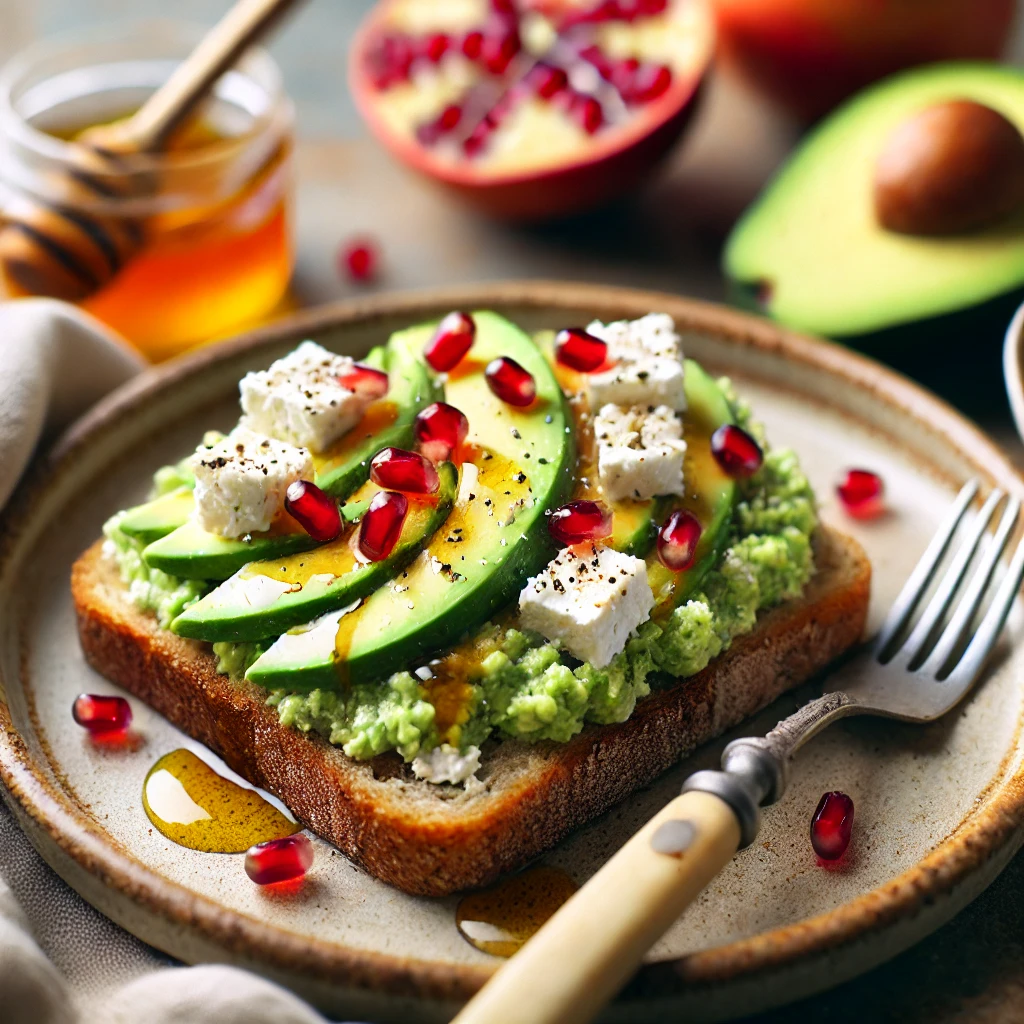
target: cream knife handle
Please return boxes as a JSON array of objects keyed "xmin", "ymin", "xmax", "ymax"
[{"xmin": 452, "ymin": 790, "xmax": 741, "ymax": 1024}]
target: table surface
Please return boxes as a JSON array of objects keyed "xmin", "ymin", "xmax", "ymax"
[{"xmin": 5, "ymin": 2, "xmax": 1024, "ymax": 1022}]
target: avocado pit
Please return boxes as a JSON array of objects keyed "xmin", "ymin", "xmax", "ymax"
[{"xmin": 874, "ymin": 99, "xmax": 1024, "ymax": 236}]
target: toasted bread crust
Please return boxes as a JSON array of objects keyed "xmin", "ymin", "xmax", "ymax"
[{"xmin": 72, "ymin": 527, "xmax": 869, "ymax": 895}]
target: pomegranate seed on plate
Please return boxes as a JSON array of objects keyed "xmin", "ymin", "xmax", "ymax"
[
  {"xmin": 548, "ymin": 500, "xmax": 612, "ymax": 545},
  {"xmin": 337, "ymin": 362, "xmax": 389, "ymax": 399},
  {"xmin": 285, "ymin": 481, "xmax": 342, "ymax": 542},
  {"xmin": 245, "ymin": 834, "xmax": 314, "ymax": 885},
  {"xmin": 370, "ymin": 447, "xmax": 440, "ymax": 494},
  {"xmin": 424, "ymin": 311, "xmax": 476, "ymax": 371},
  {"xmin": 358, "ymin": 490, "xmax": 409, "ymax": 561},
  {"xmin": 485, "ymin": 356, "xmax": 536, "ymax": 406},
  {"xmin": 415, "ymin": 402, "xmax": 469, "ymax": 462},
  {"xmin": 554, "ymin": 327, "xmax": 607, "ymax": 372},
  {"xmin": 340, "ymin": 237, "xmax": 378, "ymax": 283},
  {"xmin": 837, "ymin": 469, "xmax": 885, "ymax": 520},
  {"xmin": 810, "ymin": 791, "xmax": 854, "ymax": 861},
  {"xmin": 72, "ymin": 694, "xmax": 132, "ymax": 737},
  {"xmin": 657, "ymin": 509, "xmax": 702, "ymax": 571},
  {"xmin": 710, "ymin": 424, "xmax": 763, "ymax": 478}
]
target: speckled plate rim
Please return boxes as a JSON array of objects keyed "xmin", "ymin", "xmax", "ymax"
[{"xmin": 3, "ymin": 280, "xmax": 1024, "ymax": 1018}]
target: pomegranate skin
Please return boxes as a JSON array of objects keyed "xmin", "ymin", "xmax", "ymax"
[{"xmin": 348, "ymin": 1, "xmax": 713, "ymax": 221}]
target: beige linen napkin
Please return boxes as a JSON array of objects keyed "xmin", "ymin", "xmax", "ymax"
[{"xmin": 0, "ymin": 299, "xmax": 331, "ymax": 1024}]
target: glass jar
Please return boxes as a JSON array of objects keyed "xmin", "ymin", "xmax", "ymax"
[{"xmin": 0, "ymin": 22, "xmax": 296, "ymax": 362}]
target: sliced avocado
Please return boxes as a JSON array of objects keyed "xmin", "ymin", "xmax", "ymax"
[
  {"xmin": 725, "ymin": 63, "xmax": 1024, "ymax": 339},
  {"xmin": 117, "ymin": 487, "xmax": 196, "ymax": 545},
  {"xmin": 140, "ymin": 340, "xmax": 439, "ymax": 580},
  {"xmin": 246, "ymin": 311, "xmax": 576, "ymax": 690},
  {"xmin": 171, "ymin": 462, "xmax": 458, "ymax": 642}
]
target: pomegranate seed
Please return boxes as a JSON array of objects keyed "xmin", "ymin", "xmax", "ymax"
[
  {"xmin": 72, "ymin": 694, "xmax": 132, "ymax": 737},
  {"xmin": 569, "ymin": 94, "xmax": 604, "ymax": 134},
  {"xmin": 529, "ymin": 63, "xmax": 569, "ymax": 100},
  {"xmin": 358, "ymin": 490, "xmax": 408, "ymax": 561},
  {"xmin": 481, "ymin": 28, "xmax": 520, "ymax": 74},
  {"xmin": 623, "ymin": 63, "xmax": 672, "ymax": 104},
  {"xmin": 416, "ymin": 103, "xmax": 463, "ymax": 146},
  {"xmin": 245, "ymin": 834, "xmax": 314, "ymax": 886},
  {"xmin": 340, "ymin": 237, "xmax": 378, "ymax": 283},
  {"xmin": 485, "ymin": 356, "xmax": 536, "ymax": 406},
  {"xmin": 422, "ymin": 33, "xmax": 449, "ymax": 62},
  {"xmin": 285, "ymin": 480, "xmax": 342, "ymax": 542},
  {"xmin": 415, "ymin": 402, "xmax": 469, "ymax": 462},
  {"xmin": 424, "ymin": 311, "xmax": 476, "ymax": 371},
  {"xmin": 657, "ymin": 509, "xmax": 702, "ymax": 571},
  {"xmin": 810, "ymin": 791, "xmax": 854, "ymax": 861},
  {"xmin": 710, "ymin": 424, "xmax": 763, "ymax": 478},
  {"xmin": 337, "ymin": 362, "xmax": 389, "ymax": 400},
  {"xmin": 837, "ymin": 469, "xmax": 885, "ymax": 521},
  {"xmin": 548, "ymin": 500, "xmax": 612, "ymax": 546},
  {"xmin": 554, "ymin": 327, "xmax": 607, "ymax": 372},
  {"xmin": 370, "ymin": 446, "xmax": 440, "ymax": 494},
  {"xmin": 462, "ymin": 29, "xmax": 484, "ymax": 59}
]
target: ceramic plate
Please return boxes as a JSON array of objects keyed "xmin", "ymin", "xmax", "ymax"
[{"xmin": 3, "ymin": 283, "xmax": 1024, "ymax": 1024}]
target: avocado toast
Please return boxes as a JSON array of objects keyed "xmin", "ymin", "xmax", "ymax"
[{"xmin": 72, "ymin": 310, "xmax": 870, "ymax": 895}]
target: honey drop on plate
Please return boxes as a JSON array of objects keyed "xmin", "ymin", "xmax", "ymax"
[{"xmin": 142, "ymin": 748, "xmax": 299, "ymax": 853}]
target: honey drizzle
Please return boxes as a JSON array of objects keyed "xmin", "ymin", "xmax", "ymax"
[
  {"xmin": 142, "ymin": 748, "xmax": 298, "ymax": 853},
  {"xmin": 311, "ymin": 400, "xmax": 399, "ymax": 476},
  {"xmin": 455, "ymin": 866, "xmax": 579, "ymax": 957}
]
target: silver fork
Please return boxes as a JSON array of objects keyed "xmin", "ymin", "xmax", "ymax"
[{"xmin": 454, "ymin": 479, "xmax": 1024, "ymax": 1024}]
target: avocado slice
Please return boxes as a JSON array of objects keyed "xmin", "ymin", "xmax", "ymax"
[
  {"xmin": 245, "ymin": 311, "xmax": 576, "ymax": 690},
  {"xmin": 140, "ymin": 339, "xmax": 439, "ymax": 580},
  {"xmin": 117, "ymin": 487, "xmax": 196, "ymax": 545},
  {"xmin": 170, "ymin": 462, "xmax": 458, "ymax": 642},
  {"xmin": 725, "ymin": 63, "xmax": 1024, "ymax": 340}
]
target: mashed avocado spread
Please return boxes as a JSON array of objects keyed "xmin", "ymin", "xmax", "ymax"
[{"xmin": 103, "ymin": 379, "xmax": 816, "ymax": 767}]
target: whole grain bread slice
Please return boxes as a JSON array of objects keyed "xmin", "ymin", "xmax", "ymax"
[{"xmin": 72, "ymin": 525, "xmax": 869, "ymax": 896}]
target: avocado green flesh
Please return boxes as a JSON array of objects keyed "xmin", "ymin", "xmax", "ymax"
[
  {"xmin": 245, "ymin": 312, "xmax": 576, "ymax": 690},
  {"xmin": 117, "ymin": 488, "xmax": 195, "ymax": 545},
  {"xmin": 725, "ymin": 63, "xmax": 1024, "ymax": 338},
  {"xmin": 170, "ymin": 463, "xmax": 457, "ymax": 643},
  {"xmin": 139, "ymin": 343, "xmax": 437, "ymax": 580}
]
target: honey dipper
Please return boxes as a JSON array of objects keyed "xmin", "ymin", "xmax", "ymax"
[{"xmin": 0, "ymin": 0, "xmax": 302, "ymax": 303}]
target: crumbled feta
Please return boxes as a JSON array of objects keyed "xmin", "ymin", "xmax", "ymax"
[
  {"xmin": 594, "ymin": 403, "xmax": 686, "ymax": 501},
  {"xmin": 411, "ymin": 743, "xmax": 482, "ymax": 785},
  {"xmin": 190, "ymin": 427, "xmax": 312, "ymax": 539},
  {"xmin": 239, "ymin": 340, "xmax": 374, "ymax": 453},
  {"xmin": 586, "ymin": 313, "xmax": 686, "ymax": 412},
  {"xmin": 518, "ymin": 542, "xmax": 654, "ymax": 668}
]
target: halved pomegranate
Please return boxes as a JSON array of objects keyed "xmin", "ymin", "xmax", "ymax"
[{"xmin": 350, "ymin": 0, "xmax": 715, "ymax": 220}]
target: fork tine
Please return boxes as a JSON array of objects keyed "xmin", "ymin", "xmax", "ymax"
[
  {"xmin": 874, "ymin": 479, "xmax": 979, "ymax": 658},
  {"xmin": 945, "ymin": 530, "xmax": 1024, "ymax": 691},
  {"xmin": 892, "ymin": 489, "xmax": 1005, "ymax": 667},
  {"xmin": 921, "ymin": 496, "xmax": 1021, "ymax": 677}
]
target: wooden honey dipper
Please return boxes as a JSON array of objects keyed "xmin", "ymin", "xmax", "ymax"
[{"xmin": 0, "ymin": 0, "xmax": 302, "ymax": 302}]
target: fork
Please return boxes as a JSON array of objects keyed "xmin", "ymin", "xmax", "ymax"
[{"xmin": 453, "ymin": 479, "xmax": 1024, "ymax": 1024}]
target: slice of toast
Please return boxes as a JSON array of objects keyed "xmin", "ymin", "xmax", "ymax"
[{"xmin": 72, "ymin": 525, "xmax": 870, "ymax": 896}]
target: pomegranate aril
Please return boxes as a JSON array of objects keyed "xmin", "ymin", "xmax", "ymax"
[
  {"xmin": 415, "ymin": 402, "xmax": 469, "ymax": 462},
  {"xmin": 623, "ymin": 63, "xmax": 672, "ymax": 104},
  {"xmin": 710, "ymin": 424, "xmax": 764, "ymax": 478},
  {"xmin": 285, "ymin": 480, "xmax": 342, "ymax": 542},
  {"xmin": 370, "ymin": 447, "xmax": 440, "ymax": 494},
  {"xmin": 337, "ymin": 362, "xmax": 389, "ymax": 399},
  {"xmin": 657, "ymin": 509, "xmax": 702, "ymax": 571},
  {"xmin": 421, "ymin": 32, "xmax": 450, "ymax": 62},
  {"xmin": 529, "ymin": 63, "xmax": 569, "ymax": 100},
  {"xmin": 462, "ymin": 29, "xmax": 484, "ymax": 59},
  {"xmin": 481, "ymin": 28, "xmax": 520, "ymax": 74},
  {"xmin": 358, "ymin": 490, "xmax": 409, "ymax": 561},
  {"xmin": 837, "ymin": 469, "xmax": 885, "ymax": 521},
  {"xmin": 485, "ymin": 356, "xmax": 536, "ymax": 406},
  {"xmin": 569, "ymin": 93, "xmax": 604, "ymax": 134},
  {"xmin": 810, "ymin": 791, "xmax": 854, "ymax": 861},
  {"xmin": 245, "ymin": 834, "xmax": 314, "ymax": 886},
  {"xmin": 548, "ymin": 500, "xmax": 612, "ymax": 546},
  {"xmin": 72, "ymin": 693, "xmax": 132, "ymax": 737},
  {"xmin": 554, "ymin": 327, "xmax": 608, "ymax": 372},
  {"xmin": 424, "ymin": 311, "xmax": 476, "ymax": 371},
  {"xmin": 340, "ymin": 237, "xmax": 378, "ymax": 283}
]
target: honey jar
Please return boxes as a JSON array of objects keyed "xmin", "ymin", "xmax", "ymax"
[{"xmin": 0, "ymin": 23, "xmax": 295, "ymax": 362}]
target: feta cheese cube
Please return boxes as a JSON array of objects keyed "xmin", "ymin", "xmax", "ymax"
[
  {"xmin": 190, "ymin": 428, "xmax": 312, "ymax": 539},
  {"xmin": 518, "ymin": 542, "xmax": 654, "ymax": 668},
  {"xmin": 585, "ymin": 314, "xmax": 686, "ymax": 412},
  {"xmin": 239, "ymin": 340, "xmax": 373, "ymax": 453},
  {"xmin": 594, "ymin": 403, "xmax": 686, "ymax": 501}
]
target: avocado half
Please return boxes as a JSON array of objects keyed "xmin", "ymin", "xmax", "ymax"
[{"xmin": 724, "ymin": 63, "xmax": 1024, "ymax": 346}]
